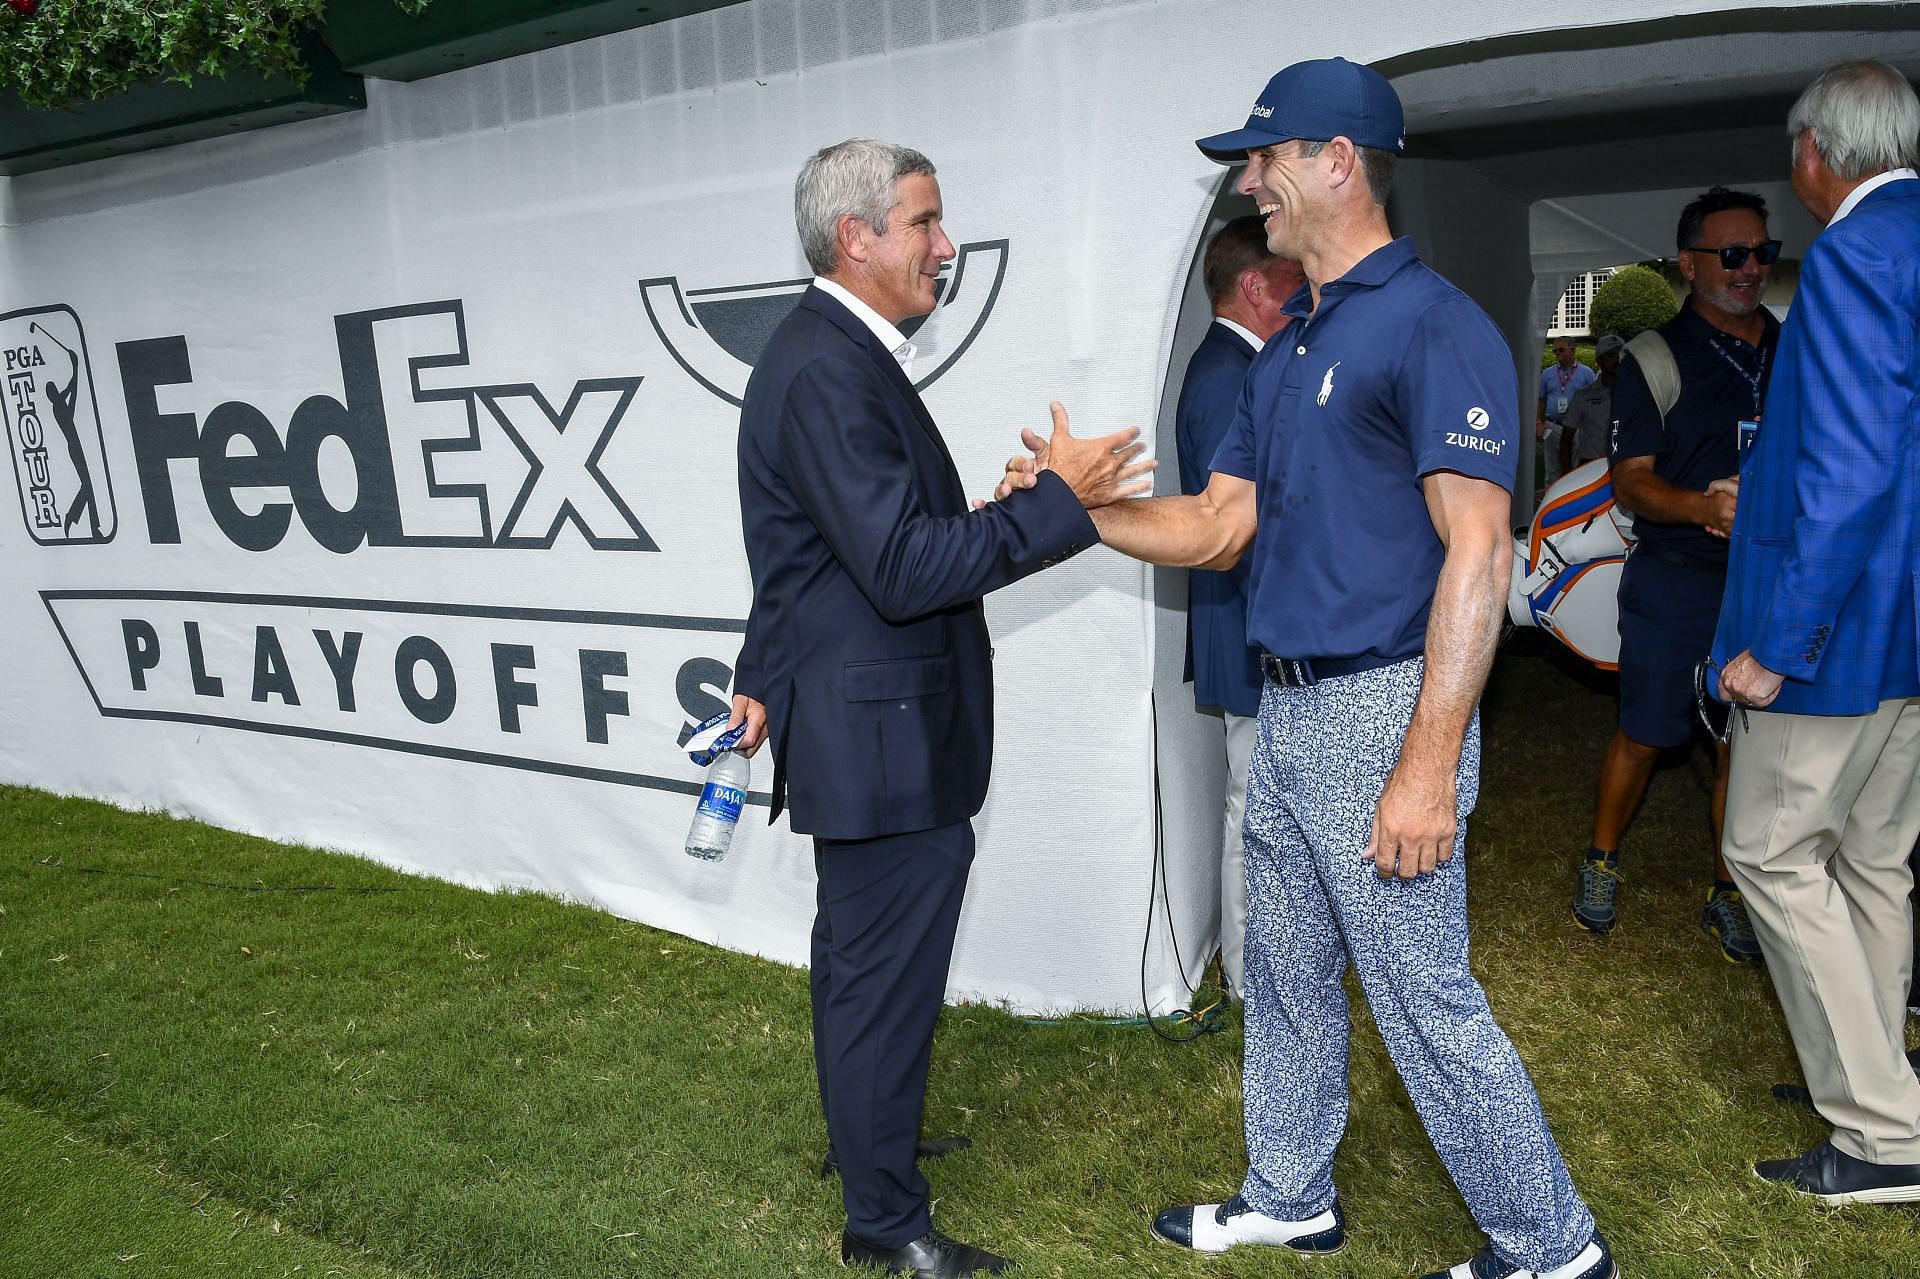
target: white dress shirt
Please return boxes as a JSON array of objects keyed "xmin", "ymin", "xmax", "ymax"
[
  {"xmin": 1212, "ymin": 315, "xmax": 1265, "ymax": 353},
  {"xmin": 813, "ymin": 276, "xmax": 918, "ymax": 376},
  {"xmin": 1830, "ymin": 167, "xmax": 1919, "ymax": 226}
]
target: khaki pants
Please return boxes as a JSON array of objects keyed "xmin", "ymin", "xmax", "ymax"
[
  {"xmin": 1220, "ymin": 710, "xmax": 1257, "ymax": 997},
  {"xmin": 1723, "ymin": 696, "xmax": 1920, "ymax": 1162}
]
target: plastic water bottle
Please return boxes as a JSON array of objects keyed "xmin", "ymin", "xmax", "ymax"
[{"xmin": 684, "ymin": 749, "xmax": 749, "ymax": 861}]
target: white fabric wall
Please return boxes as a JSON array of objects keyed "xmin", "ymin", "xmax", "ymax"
[{"xmin": 0, "ymin": 0, "xmax": 1839, "ymax": 1012}]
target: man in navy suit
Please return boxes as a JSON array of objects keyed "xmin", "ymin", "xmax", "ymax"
[
  {"xmin": 723, "ymin": 138, "xmax": 1150, "ymax": 1277},
  {"xmin": 1175, "ymin": 215, "xmax": 1303, "ymax": 1000},
  {"xmin": 1713, "ymin": 60, "xmax": 1920, "ymax": 1204}
]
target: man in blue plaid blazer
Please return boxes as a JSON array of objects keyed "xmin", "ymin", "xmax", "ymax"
[{"xmin": 1712, "ymin": 60, "xmax": 1920, "ymax": 1205}]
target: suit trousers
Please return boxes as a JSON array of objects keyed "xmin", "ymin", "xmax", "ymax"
[
  {"xmin": 1220, "ymin": 711, "xmax": 1257, "ymax": 998},
  {"xmin": 1723, "ymin": 696, "xmax": 1920, "ymax": 1162},
  {"xmin": 812, "ymin": 821, "xmax": 974, "ymax": 1246}
]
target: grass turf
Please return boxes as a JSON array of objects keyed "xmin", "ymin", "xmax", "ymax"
[
  {"xmin": 0, "ymin": 637, "xmax": 1915, "ymax": 1278},
  {"xmin": 0, "ymin": 1093, "xmax": 408, "ymax": 1278}
]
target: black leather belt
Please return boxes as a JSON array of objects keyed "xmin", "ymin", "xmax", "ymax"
[
  {"xmin": 1639, "ymin": 542, "xmax": 1727, "ymax": 575},
  {"xmin": 1260, "ymin": 652, "xmax": 1408, "ymax": 688}
]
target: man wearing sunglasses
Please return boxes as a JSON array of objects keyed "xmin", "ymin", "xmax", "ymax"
[
  {"xmin": 1570, "ymin": 188, "xmax": 1780, "ymax": 966},
  {"xmin": 1711, "ymin": 59, "xmax": 1920, "ymax": 1206}
]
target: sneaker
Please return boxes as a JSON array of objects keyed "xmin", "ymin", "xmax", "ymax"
[
  {"xmin": 1150, "ymin": 1193, "xmax": 1344, "ymax": 1255},
  {"xmin": 1571, "ymin": 852, "xmax": 1620, "ymax": 933},
  {"xmin": 1700, "ymin": 886, "xmax": 1764, "ymax": 965},
  {"xmin": 1755, "ymin": 1139, "xmax": 1920, "ymax": 1204},
  {"xmin": 1420, "ymin": 1231, "xmax": 1616, "ymax": 1279}
]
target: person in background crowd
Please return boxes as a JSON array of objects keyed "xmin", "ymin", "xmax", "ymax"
[
  {"xmin": 1175, "ymin": 215, "xmax": 1305, "ymax": 1001},
  {"xmin": 1570, "ymin": 187, "xmax": 1779, "ymax": 966},
  {"xmin": 1713, "ymin": 59, "xmax": 1920, "ymax": 1206},
  {"xmin": 1559, "ymin": 333, "xmax": 1625, "ymax": 476},
  {"xmin": 1537, "ymin": 336, "xmax": 1596, "ymax": 487}
]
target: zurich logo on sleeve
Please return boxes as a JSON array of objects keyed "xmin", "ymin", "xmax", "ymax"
[{"xmin": 1446, "ymin": 406, "xmax": 1504, "ymax": 455}]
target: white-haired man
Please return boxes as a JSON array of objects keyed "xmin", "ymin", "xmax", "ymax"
[
  {"xmin": 1713, "ymin": 59, "xmax": 1920, "ymax": 1204},
  {"xmin": 727, "ymin": 138, "xmax": 1149, "ymax": 1276}
]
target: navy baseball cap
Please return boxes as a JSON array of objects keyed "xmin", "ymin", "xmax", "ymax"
[{"xmin": 1195, "ymin": 57, "xmax": 1406, "ymax": 162}]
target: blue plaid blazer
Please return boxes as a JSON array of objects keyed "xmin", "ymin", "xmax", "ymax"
[{"xmin": 1711, "ymin": 176, "xmax": 1920, "ymax": 715}]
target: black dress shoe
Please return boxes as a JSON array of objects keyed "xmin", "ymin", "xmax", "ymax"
[
  {"xmin": 1754, "ymin": 1139, "xmax": 1920, "ymax": 1204},
  {"xmin": 1769, "ymin": 1081, "xmax": 1820, "ymax": 1114},
  {"xmin": 818, "ymin": 1136, "xmax": 972, "ymax": 1180},
  {"xmin": 841, "ymin": 1228, "xmax": 1014, "ymax": 1276},
  {"xmin": 1772, "ymin": 1051, "xmax": 1920, "ymax": 1115}
]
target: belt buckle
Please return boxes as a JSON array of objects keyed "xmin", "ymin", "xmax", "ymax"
[{"xmin": 1264, "ymin": 655, "xmax": 1315, "ymax": 688}]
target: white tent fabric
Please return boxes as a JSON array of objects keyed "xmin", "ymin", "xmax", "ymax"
[{"xmin": 0, "ymin": 0, "xmax": 1854, "ymax": 1012}]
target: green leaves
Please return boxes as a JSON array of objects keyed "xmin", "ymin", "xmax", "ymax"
[
  {"xmin": 0, "ymin": 1, "xmax": 424, "ymax": 108},
  {"xmin": 1589, "ymin": 263, "xmax": 1683, "ymax": 343}
]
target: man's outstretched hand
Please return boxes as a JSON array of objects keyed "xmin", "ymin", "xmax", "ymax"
[{"xmin": 991, "ymin": 402, "xmax": 1154, "ymax": 508}]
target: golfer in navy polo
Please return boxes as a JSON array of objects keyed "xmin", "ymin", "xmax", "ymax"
[{"xmin": 999, "ymin": 58, "xmax": 1611, "ymax": 1279}]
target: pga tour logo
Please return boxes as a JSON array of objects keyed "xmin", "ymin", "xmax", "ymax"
[{"xmin": 2, "ymin": 306, "xmax": 117, "ymax": 544}]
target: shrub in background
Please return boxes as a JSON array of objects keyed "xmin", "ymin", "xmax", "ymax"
[
  {"xmin": 1588, "ymin": 263, "xmax": 1680, "ymax": 341},
  {"xmin": 0, "ymin": 0, "xmax": 427, "ymax": 109}
]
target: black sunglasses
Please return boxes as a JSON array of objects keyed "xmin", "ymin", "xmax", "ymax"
[
  {"xmin": 1693, "ymin": 657, "xmax": 1750, "ymax": 745},
  {"xmin": 1684, "ymin": 240, "xmax": 1783, "ymax": 270}
]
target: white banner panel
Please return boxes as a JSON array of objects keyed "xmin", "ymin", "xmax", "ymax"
[{"xmin": 0, "ymin": 0, "xmax": 1830, "ymax": 1011}]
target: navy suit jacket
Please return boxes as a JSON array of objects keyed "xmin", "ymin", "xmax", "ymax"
[
  {"xmin": 1712, "ymin": 177, "xmax": 1920, "ymax": 715},
  {"xmin": 1175, "ymin": 321, "xmax": 1263, "ymax": 716},
  {"xmin": 733, "ymin": 286, "xmax": 1096, "ymax": 840}
]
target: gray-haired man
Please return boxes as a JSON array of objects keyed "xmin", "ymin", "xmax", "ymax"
[{"xmin": 727, "ymin": 138, "xmax": 1148, "ymax": 1277}]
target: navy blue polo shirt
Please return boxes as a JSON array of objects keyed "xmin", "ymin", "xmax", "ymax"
[
  {"xmin": 1609, "ymin": 304, "xmax": 1779, "ymax": 566},
  {"xmin": 1210, "ymin": 237, "xmax": 1518, "ymax": 664}
]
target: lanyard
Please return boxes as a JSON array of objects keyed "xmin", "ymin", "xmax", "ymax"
[
  {"xmin": 684, "ymin": 709, "xmax": 747, "ymax": 765},
  {"xmin": 1707, "ymin": 336, "xmax": 1768, "ymax": 417}
]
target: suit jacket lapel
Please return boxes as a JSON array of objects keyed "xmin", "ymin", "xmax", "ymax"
[
  {"xmin": 800, "ymin": 286, "xmax": 959, "ymax": 474},
  {"xmin": 1213, "ymin": 323, "xmax": 1258, "ymax": 360},
  {"xmin": 871, "ymin": 339, "xmax": 959, "ymax": 473}
]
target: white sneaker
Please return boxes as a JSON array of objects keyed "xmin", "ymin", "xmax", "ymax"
[
  {"xmin": 1149, "ymin": 1192, "xmax": 1345, "ymax": 1254},
  {"xmin": 1422, "ymin": 1231, "xmax": 1616, "ymax": 1279}
]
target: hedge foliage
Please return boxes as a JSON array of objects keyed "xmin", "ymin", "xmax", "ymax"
[
  {"xmin": 1588, "ymin": 263, "xmax": 1680, "ymax": 341},
  {"xmin": 0, "ymin": 1, "xmax": 427, "ymax": 109}
]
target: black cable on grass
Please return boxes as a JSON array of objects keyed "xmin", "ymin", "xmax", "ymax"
[
  {"xmin": 34, "ymin": 858, "xmax": 403, "ymax": 894},
  {"xmin": 1019, "ymin": 696, "xmax": 1226, "ymax": 1038},
  {"xmin": 1139, "ymin": 696, "xmax": 1223, "ymax": 1041}
]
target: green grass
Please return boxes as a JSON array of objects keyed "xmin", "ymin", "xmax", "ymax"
[
  {"xmin": 0, "ymin": 1093, "xmax": 407, "ymax": 1277},
  {"xmin": 1, "ymin": 638, "xmax": 1916, "ymax": 1278}
]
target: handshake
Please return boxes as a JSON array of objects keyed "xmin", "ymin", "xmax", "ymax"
[{"xmin": 971, "ymin": 402, "xmax": 1157, "ymax": 512}]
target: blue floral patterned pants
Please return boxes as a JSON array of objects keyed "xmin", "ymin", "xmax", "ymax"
[{"xmin": 1237, "ymin": 657, "xmax": 1595, "ymax": 1272}]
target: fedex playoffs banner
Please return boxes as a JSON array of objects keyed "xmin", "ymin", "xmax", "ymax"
[
  {"xmin": 4, "ymin": 0, "xmax": 1733, "ymax": 1011},
  {"xmin": 11, "ymin": 267, "xmax": 1001, "ymax": 798},
  {"xmin": 0, "ymin": 5, "xmax": 1207, "ymax": 1013}
]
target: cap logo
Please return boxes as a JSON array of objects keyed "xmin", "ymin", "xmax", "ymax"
[{"xmin": 1250, "ymin": 105, "xmax": 1273, "ymax": 118}]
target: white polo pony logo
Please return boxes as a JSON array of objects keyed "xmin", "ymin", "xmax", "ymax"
[{"xmin": 1317, "ymin": 361, "xmax": 1341, "ymax": 407}]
